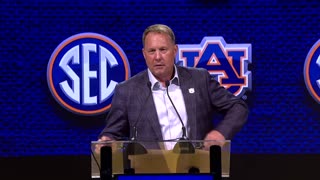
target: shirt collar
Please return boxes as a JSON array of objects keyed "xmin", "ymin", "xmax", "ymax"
[{"xmin": 147, "ymin": 65, "xmax": 180, "ymax": 90}]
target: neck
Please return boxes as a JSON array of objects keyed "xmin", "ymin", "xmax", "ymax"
[{"xmin": 158, "ymin": 67, "xmax": 175, "ymax": 86}]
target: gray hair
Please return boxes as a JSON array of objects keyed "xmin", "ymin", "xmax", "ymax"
[{"xmin": 142, "ymin": 24, "xmax": 176, "ymax": 46}]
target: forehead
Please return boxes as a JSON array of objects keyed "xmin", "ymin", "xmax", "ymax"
[{"xmin": 144, "ymin": 32, "xmax": 173, "ymax": 46}]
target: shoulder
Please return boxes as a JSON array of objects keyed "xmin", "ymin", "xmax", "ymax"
[
  {"xmin": 177, "ymin": 66, "xmax": 209, "ymax": 78},
  {"xmin": 117, "ymin": 69, "xmax": 148, "ymax": 88},
  {"xmin": 177, "ymin": 65, "xmax": 208, "ymax": 73}
]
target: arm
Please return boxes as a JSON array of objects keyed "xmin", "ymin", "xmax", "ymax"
[
  {"xmin": 204, "ymin": 70, "xmax": 249, "ymax": 140},
  {"xmin": 98, "ymin": 84, "xmax": 130, "ymax": 140}
]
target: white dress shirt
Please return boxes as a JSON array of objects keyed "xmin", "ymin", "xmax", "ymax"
[{"xmin": 147, "ymin": 66, "xmax": 188, "ymax": 150}]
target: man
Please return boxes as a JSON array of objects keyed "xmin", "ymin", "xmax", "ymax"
[{"xmin": 98, "ymin": 24, "xmax": 248, "ymax": 149}]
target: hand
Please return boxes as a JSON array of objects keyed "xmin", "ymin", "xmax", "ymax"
[
  {"xmin": 94, "ymin": 136, "xmax": 113, "ymax": 154},
  {"xmin": 203, "ymin": 130, "xmax": 226, "ymax": 150},
  {"xmin": 99, "ymin": 135, "xmax": 113, "ymax": 141}
]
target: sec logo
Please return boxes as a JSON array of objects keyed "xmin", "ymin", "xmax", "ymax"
[
  {"xmin": 47, "ymin": 33, "xmax": 130, "ymax": 115},
  {"xmin": 304, "ymin": 39, "xmax": 320, "ymax": 104}
]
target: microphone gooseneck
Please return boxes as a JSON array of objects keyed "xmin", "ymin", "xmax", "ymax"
[
  {"xmin": 131, "ymin": 81, "xmax": 152, "ymax": 141},
  {"xmin": 165, "ymin": 80, "xmax": 188, "ymax": 140},
  {"xmin": 165, "ymin": 80, "xmax": 195, "ymax": 154},
  {"xmin": 124, "ymin": 82, "xmax": 151, "ymax": 157}
]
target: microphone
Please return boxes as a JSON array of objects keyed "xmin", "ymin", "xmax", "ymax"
[
  {"xmin": 131, "ymin": 81, "xmax": 152, "ymax": 140},
  {"xmin": 124, "ymin": 81, "xmax": 151, "ymax": 156},
  {"xmin": 165, "ymin": 80, "xmax": 188, "ymax": 140},
  {"xmin": 165, "ymin": 80, "xmax": 195, "ymax": 154}
]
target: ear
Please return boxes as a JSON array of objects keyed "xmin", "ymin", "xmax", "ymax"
[
  {"xmin": 174, "ymin": 44, "xmax": 178, "ymax": 55},
  {"xmin": 142, "ymin": 48, "xmax": 146, "ymax": 59}
]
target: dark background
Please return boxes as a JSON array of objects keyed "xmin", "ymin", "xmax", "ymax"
[{"xmin": 1, "ymin": 0, "xmax": 320, "ymax": 179}]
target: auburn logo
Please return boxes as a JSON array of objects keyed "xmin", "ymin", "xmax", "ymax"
[
  {"xmin": 177, "ymin": 37, "xmax": 252, "ymax": 97},
  {"xmin": 47, "ymin": 33, "xmax": 130, "ymax": 115}
]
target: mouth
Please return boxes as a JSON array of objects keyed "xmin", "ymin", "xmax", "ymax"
[{"xmin": 154, "ymin": 64, "xmax": 165, "ymax": 67}]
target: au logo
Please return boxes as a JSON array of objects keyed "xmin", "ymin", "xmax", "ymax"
[
  {"xmin": 304, "ymin": 39, "xmax": 320, "ymax": 104},
  {"xmin": 177, "ymin": 37, "xmax": 252, "ymax": 97},
  {"xmin": 47, "ymin": 33, "xmax": 130, "ymax": 115}
]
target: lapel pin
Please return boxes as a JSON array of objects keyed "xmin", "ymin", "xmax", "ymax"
[{"xmin": 188, "ymin": 88, "xmax": 195, "ymax": 94}]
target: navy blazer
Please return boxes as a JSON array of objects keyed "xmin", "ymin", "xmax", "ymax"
[{"xmin": 99, "ymin": 66, "xmax": 248, "ymax": 142}]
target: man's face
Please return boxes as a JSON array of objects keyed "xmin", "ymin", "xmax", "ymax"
[{"xmin": 142, "ymin": 32, "xmax": 178, "ymax": 82}]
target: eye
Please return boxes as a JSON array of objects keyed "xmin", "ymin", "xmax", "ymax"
[
  {"xmin": 147, "ymin": 49, "xmax": 156, "ymax": 54},
  {"xmin": 160, "ymin": 48, "xmax": 167, "ymax": 53}
]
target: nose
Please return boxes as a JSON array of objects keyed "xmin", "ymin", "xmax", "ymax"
[{"xmin": 155, "ymin": 50, "xmax": 161, "ymax": 60}]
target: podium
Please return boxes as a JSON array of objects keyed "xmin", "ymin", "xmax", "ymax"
[{"xmin": 91, "ymin": 140, "xmax": 231, "ymax": 180}]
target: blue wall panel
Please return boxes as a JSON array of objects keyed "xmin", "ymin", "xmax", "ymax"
[{"xmin": 1, "ymin": 0, "xmax": 320, "ymax": 156}]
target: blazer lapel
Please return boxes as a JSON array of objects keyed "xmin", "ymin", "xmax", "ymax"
[
  {"xmin": 178, "ymin": 67, "xmax": 197, "ymax": 140},
  {"xmin": 137, "ymin": 71, "xmax": 163, "ymax": 140},
  {"xmin": 145, "ymin": 97, "xmax": 163, "ymax": 140}
]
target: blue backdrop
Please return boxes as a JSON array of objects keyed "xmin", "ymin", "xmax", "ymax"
[{"xmin": 1, "ymin": 0, "xmax": 320, "ymax": 157}]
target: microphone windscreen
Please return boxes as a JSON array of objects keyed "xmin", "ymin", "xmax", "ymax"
[{"xmin": 165, "ymin": 80, "xmax": 170, "ymax": 87}]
